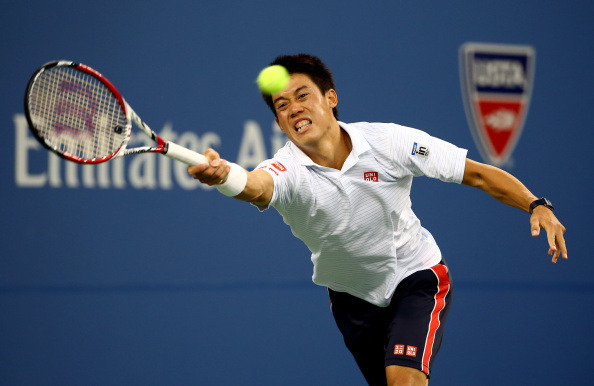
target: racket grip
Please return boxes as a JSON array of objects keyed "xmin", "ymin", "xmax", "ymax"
[
  {"xmin": 165, "ymin": 141, "xmax": 247, "ymax": 197},
  {"xmin": 164, "ymin": 142, "xmax": 208, "ymax": 165}
]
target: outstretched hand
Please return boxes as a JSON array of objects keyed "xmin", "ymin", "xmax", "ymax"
[
  {"xmin": 530, "ymin": 206, "xmax": 567, "ymax": 263},
  {"xmin": 187, "ymin": 148, "xmax": 231, "ymax": 186}
]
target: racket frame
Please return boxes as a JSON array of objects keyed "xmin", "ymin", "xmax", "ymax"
[
  {"xmin": 24, "ymin": 60, "xmax": 206, "ymax": 165},
  {"xmin": 23, "ymin": 60, "xmax": 250, "ymax": 195}
]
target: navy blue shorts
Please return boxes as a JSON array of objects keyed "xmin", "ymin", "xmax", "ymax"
[{"xmin": 329, "ymin": 260, "xmax": 452, "ymax": 385}]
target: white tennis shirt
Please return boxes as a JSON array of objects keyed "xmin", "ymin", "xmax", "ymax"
[{"xmin": 255, "ymin": 121, "xmax": 467, "ymax": 307}]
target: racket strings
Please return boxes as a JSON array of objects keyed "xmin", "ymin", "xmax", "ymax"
[{"xmin": 27, "ymin": 66, "xmax": 128, "ymax": 161}]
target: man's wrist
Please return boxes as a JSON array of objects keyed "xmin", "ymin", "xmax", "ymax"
[
  {"xmin": 216, "ymin": 163, "xmax": 248, "ymax": 197},
  {"xmin": 529, "ymin": 197, "xmax": 554, "ymax": 214}
]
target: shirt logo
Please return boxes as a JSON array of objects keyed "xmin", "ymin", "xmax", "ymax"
[
  {"xmin": 364, "ymin": 171, "xmax": 378, "ymax": 182},
  {"xmin": 406, "ymin": 346, "xmax": 417, "ymax": 357},
  {"xmin": 258, "ymin": 160, "xmax": 287, "ymax": 177},
  {"xmin": 411, "ymin": 142, "xmax": 429, "ymax": 157},
  {"xmin": 460, "ymin": 42, "xmax": 535, "ymax": 167},
  {"xmin": 394, "ymin": 344, "xmax": 405, "ymax": 355},
  {"xmin": 271, "ymin": 161, "xmax": 286, "ymax": 171}
]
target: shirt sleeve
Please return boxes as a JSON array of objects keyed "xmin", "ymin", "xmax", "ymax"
[
  {"xmin": 390, "ymin": 124, "xmax": 468, "ymax": 183},
  {"xmin": 251, "ymin": 156, "xmax": 300, "ymax": 211}
]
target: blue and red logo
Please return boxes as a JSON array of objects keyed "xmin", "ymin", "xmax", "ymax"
[{"xmin": 460, "ymin": 43, "xmax": 536, "ymax": 166}]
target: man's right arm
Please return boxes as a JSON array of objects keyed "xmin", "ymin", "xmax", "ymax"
[{"xmin": 235, "ymin": 169, "xmax": 274, "ymax": 207}]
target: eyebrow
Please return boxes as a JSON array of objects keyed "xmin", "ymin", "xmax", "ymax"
[{"xmin": 273, "ymin": 86, "xmax": 310, "ymax": 106}]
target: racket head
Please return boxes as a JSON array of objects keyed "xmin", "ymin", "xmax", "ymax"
[{"xmin": 24, "ymin": 60, "xmax": 131, "ymax": 164}]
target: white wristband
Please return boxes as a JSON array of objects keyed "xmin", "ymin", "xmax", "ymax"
[{"xmin": 216, "ymin": 163, "xmax": 248, "ymax": 197}]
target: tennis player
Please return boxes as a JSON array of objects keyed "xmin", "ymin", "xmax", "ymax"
[{"xmin": 188, "ymin": 54, "xmax": 567, "ymax": 386}]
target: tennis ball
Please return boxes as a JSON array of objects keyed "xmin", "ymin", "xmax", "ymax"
[{"xmin": 256, "ymin": 65, "xmax": 290, "ymax": 95}]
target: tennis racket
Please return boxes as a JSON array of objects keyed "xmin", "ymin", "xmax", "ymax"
[{"xmin": 24, "ymin": 60, "xmax": 208, "ymax": 166}]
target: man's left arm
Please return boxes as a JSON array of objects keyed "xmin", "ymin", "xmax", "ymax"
[{"xmin": 461, "ymin": 158, "xmax": 567, "ymax": 263}]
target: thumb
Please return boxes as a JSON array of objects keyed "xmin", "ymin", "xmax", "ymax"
[
  {"xmin": 204, "ymin": 148, "xmax": 221, "ymax": 164},
  {"xmin": 530, "ymin": 217, "xmax": 540, "ymax": 236}
]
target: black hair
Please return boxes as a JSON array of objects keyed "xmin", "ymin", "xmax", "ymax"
[{"xmin": 261, "ymin": 54, "xmax": 338, "ymax": 119}]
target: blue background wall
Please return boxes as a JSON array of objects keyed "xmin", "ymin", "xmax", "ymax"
[{"xmin": 1, "ymin": 1, "xmax": 592, "ymax": 385}]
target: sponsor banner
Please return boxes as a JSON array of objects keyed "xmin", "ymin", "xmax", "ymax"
[{"xmin": 459, "ymin": 42, "xmax": 536, "ymax": 166}]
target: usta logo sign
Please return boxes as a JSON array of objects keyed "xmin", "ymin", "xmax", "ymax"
[{"xmin": 459, "ymin": 42, "xmax": 535, "ymax": 167}]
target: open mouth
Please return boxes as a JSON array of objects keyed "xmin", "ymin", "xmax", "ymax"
[{"xmin": 295, "ymin": 119, "xmax": 312, "ymax": 133}]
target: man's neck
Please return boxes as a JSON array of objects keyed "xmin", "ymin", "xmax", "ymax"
[{"xmin": 300, "ymin": 122, "xmax": 352, "ymax": 170}]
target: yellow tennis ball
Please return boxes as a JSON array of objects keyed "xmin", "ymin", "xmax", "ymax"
[{"xmin": 256, "ymin": 65, "xmax": 290, "ymax": 95}]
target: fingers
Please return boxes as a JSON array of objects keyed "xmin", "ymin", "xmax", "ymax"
[
  {"xmin": 552, "ymin": 225, "xmax": 568, "ymax": 264},
  {"xmin": 546, "ymin": 222, "xmax": 567, "ymax": 264},
  {"xmin": 188, "ymin": 161, "xmax": 231, "ymax": 185},
  {"xmin": 531, "ymin": 208, "xmax": 567, "ymax": 264},
  {"xmin": 558, "ymin": 226, "xmax": 568, "ymax": 260},
  {"xmin": 186, "ymin": 148, "xmax": 231, "ymax": 185},
  {"xmin": 546, "ymin": 229, "xmax": 558, "ymax": 262}
]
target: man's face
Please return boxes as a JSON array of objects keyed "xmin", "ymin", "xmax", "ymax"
[{"xmin": 272, "ymin": 73, "xmax": 337, "ymax": 150}]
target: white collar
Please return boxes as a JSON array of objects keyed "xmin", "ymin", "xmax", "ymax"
[{"xmin": 287, "ymin": 121, "xmax": 371, "ymax": 167}]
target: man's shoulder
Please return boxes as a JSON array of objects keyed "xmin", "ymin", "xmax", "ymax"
[
  {"xmin": 343, "ymin": 121, "xmax": 414, "ymax": 137},
  {"xmin": 344, "ymin": 121, "xmax": 393, "ymax": 131},
  {"xmin": 343, "ymin": 121, "xmax": 410, "ymax": 148},
  {"xmin": 348, "ymin": 121, "xmax": 434, "ymax": 146}
]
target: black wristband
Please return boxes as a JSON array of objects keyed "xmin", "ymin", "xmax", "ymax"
[{"xmin": 529, "ymin": 197, "xmax": 554, "ymax": 214}]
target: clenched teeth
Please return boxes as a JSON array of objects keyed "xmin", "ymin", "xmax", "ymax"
[{"xmin": 295, "ymin": 120, "xmax": 312, "ymax": 132}]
